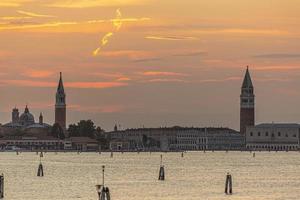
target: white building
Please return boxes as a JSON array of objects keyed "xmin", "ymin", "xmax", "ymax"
[{"xmin": 246, "ymin": 123, "xmax": 300, "ymax": 151}]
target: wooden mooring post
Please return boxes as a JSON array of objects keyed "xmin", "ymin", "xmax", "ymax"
[
  {"xmin": 225, "ymin": 173, "xmax": 233, "ymax": 195},
  {"xmin": 158, "ymin": 155, "xmax": 165, "ymax": 181},
  {"xmin": 0, "ymin": 174, "xmax": 4, "ymax": 199},
  {"xmin": 37, "ymin": 152, "xmax": 44, "ymax": 177},
  {"xmin": 96, "ymin": 166, "xmax": 111, "ymax": 200}
]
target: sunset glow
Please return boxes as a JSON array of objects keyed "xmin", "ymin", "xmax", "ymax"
[{"xmin": 1, "ymin": 0, "xmax": 300, "ymax": 130}]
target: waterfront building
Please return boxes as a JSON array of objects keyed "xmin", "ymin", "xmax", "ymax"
[
  {"xmin": 246, "ymin": 123, "xmax": 300, "ymax": 150},
  {"xmin": 108, "ymin": 127, "xmax": 243, "ymax": 151},
  {"xmin": 176, "ymin": 128, "xmax": 243, "ymax": 151}
]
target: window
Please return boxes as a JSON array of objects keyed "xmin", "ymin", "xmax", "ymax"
[
  {"xmin": 265, "ymin": 132, "xmax": 269, "ymax": 136},
  {"xmin": 258, "ymin": 132, "xmax": 261, "ymax": 136},
  {"xmin": 250, "ymin": 132, "xmax": 253, "ymax": 136},
  {"xmin": 278, "ymin": 132, "xmax": 281, "ymax": 137},
  {"xmin": 293, "ymin": 134, "xmax": 296, "ymax": 137},
  {"xmin": 285, "ymin": 134, "xmax": 288, "ymax": 137}
]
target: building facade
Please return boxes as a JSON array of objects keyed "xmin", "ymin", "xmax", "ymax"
[
  {"xmin": 246, "ymin": 123, "xmax": 300, "ymax": 151},
  {"xmin": 108, "ymin": 127, "xmax": 244, "ymax": 151},
  {"xmin": 240, "ymin": 67, "xmax": 255, "ymax": 135}
]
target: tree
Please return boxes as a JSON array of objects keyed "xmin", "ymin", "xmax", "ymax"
[
  {"xmin": 68, "ymin": 120, "xmax": 98, "ymax": 138},
  {"xmin": 51, "ymin": 123, "xmax": 65, "ymax": 139}
]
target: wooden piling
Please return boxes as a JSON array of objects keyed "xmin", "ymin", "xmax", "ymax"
[
  {"xmin": 96, "ymin": 166, "xmax": 111, "ymax": 200},
  {"xmin": 158, "ymin": 155, "xmax": 165, "ymax": 181},
  {"xmin": 0, "ymin": 174, "xmax": 4, "ymax": 199},
  {"xmin": 225, "ymin": 173, "xmax": 233, "ymax": 195},
  {"xmin": 37, "ymin": 163, "xmax": 44, "ymax": 177}
]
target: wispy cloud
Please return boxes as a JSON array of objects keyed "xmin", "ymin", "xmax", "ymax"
[
  {"xmin": 0, "ymin": 0, "xmax": 32, "ymax": 7},
  {"xmin": 193, "ymin": 28, "xmax": 290, "ymax": 36},
  {"xmin": 22, "ymin": 70, "xmax": 54, "ymax": 78},
  {"xmin": 0, "ymin": 80, "xmax": 128, "ymax": 89},
  {"xmin": 172, "ymin": 51, "xmax": 206, "ymax": 57},
  {"xmin": 0, "ymin": 17, "xmax": 149, "ymax": 32},
  {"xmin": 70, "ymin": 104, "xmax": 125, "ymax": 113},
  {"xmin": 197, "ymin": 77, "xmax": 242, "ymax": 83},
  {"xmin": 65, "ymin": 82, "xmax": 128, "ymax": 89},
  {"xmin": 17, "ymin": 10, "xmax": 56, "ymax": 18},
  {"xmin": 254, "ymin": 54, "xmax": 300, "ymax": 59},
  {"xmin": 253, "ymin": 66, "xmax": 300, "ymax": 71},
  {"xmin": 141, "ymin": 71, "xmax": 189, "ymax": 77},
  {"xmin": 116, "ymin": 77, "xmax": 131, "ymax": 82},
  {"xmin": 146, "ymin": 79, "xmax": 187, "ymax": 83},
  {"xmin": 47, "ymin": 0, "xmax": 150, "ymax": 8},
  {"xmin": 145, "ymin": 36, "xmax": 199, "ymax": 41}
]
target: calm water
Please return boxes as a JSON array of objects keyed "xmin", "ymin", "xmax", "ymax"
[{"xmin": 0, "ymin": 151, "xmax": 299, "ymax": 200}]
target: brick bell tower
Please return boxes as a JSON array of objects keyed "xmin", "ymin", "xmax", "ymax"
[
  {"xmin": 55, "ymin": 72, "xmax": 66, "ymax": 130},
  {"xmin": 240, "ymin": 66, "xmax": 255, "ymax": 135}
]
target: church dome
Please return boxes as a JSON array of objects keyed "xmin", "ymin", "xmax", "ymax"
[{"xmin": 19, "ymin": 106, "xmax": 35, "ymax": 126}]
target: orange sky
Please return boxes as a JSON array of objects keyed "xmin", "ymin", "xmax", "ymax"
[{"xmin": 0, "ymin": 0, "xmax": 300, "ymax": 131}]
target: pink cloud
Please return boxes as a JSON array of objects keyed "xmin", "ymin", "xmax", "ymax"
[
  {"xmin": 23, "ymin": 69, "xmax": 55, "ymax": 78},
  {"xmin": 141, "ymin": 71, "xmax": 189, "ymax": 77},
  {"xmin": 0, "ymin": 80, "xmax": 128, "ymax": 89},
  {"xmin": 69, "ymin": 104, "xmax": 124, "ymax": 113}
]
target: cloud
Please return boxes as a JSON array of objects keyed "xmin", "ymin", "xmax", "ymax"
[
  {"xmin": 145, "ymin": 36, "xmax": 199, "ymax": 41},
  {"xmin": 100, "ymin": 50, "xmax": 157, "ymax": 60},
  {"xmin": 65, "ymin": 82, "xmax": 128, "ymax": 89},
  {"xmin": 172, "ymin": 51, "xmax": 206, "ymax": 57},
  {"xmin": 132, "ymin": 57, "xmax": 162, "ymax": 63},
  {"xmin": 253, "ymin": 54, "xmax": 300, "ymax": 59},
  {"xmin": 146, "ymin": 79, "xmax": 187, "ymax": 83},
  {"xmin": 197, "ymin": 77, "xmax": 242, "ymax": 83},
  {"xmin": 0, "ymin": 0, "xmax": 32, "ymax": 7},
  {"xmin": 22, "ymin": 70, "xmax": 54, "ymax": 78},
  {"xmin": 0, "ymin": 17, "xmax": 149, "ymax": 32},
  {"xmin": 253, "ymin": 66, "xmax": 300, "ymax": 71},
  {"xmin": 17, "ymin": 10, "xmax": 56, "ymax": 18},
  {"xmin": 116, "ymin": 77, "xmax": 131, "ymax": 82},
  {"xmin": 0, "ymin": 80, "xmax": 128, "ymax": 89},
  {"xmin": 141, "ymin": 71, "xmax": 189, "ymax": 77},
  {"xmin": 1, "ymin": 16, "xmax": 32, "ymax": 20},
  {"xmin": 69, "ymin": 104, "xmax": 125, "ymax": 113},
  {"xmin": 47, "ymin": 0, "xmax": 150, "ymax": 8}
]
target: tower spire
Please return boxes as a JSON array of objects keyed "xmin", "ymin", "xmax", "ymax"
[
  {"xmin": 240, "ymin": 66, "xmax": 255, "ymax": 135},
  {"xmin": 55, "ymin": 72, "xmax": 66, "ymax": 130},
  {"xmin": 57, "ymin": 72, "xmax": 65, "ymax": 93},
  {"xmin": 242, "ymin": 66, "xmax": 253, "ymax": 89}
]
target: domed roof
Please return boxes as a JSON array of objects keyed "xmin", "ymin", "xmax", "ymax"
[{"xmin": 19, "ymin": 105, "xmax": 35, "ymax": 126}]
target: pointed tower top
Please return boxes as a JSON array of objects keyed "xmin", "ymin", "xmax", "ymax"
[
  {"xmin": 242, "ymin": 66, "xmax": 253, "ymax": 88},
  {"xmin": 57, "ymin": 72, "xmax": 65, "ymax": 93},
  {"xmin": 25, "ymin": 105, "xmax": 29, "ymax": 113}
]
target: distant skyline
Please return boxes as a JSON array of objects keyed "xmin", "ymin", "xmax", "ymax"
[{"xmin": 0, "ymin": 0, "xmax": 300, "ymax": 131}]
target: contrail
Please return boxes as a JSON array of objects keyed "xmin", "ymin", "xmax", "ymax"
[{"xmin": 93, "ymin": 9, "xmax": 122, "ymax": 56}]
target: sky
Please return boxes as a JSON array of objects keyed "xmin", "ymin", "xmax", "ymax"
[{"xmin": 0, "ymin": 0, "xmax": 300, "ymax": 131}]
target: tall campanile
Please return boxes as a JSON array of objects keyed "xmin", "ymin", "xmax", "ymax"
[
  {"xmin": 55, "ymin": 72, "xmax": 66, "ymax": 130},
  {"xmin": 240, "ymin": 66, "xmax": 255, "ymax": 135}
]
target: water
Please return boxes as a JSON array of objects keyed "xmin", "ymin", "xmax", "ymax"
[{"xmin": 0, "ymin": 151, "xmax": 299, "ymax": 200}]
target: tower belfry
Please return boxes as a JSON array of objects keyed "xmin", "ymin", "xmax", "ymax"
[
  {"xmin": 55, "ymin": 72, "xmax": 66, "ymax": 130},
  {"xmin": 240, "ymin": 66, "xmax": 255, "ymax": 134}
]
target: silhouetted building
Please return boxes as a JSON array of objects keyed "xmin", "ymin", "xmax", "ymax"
[
  {"xmin": 55, "ymin": 72, "xmax": 66, "ymax": 130},
  {"xmin": 240, "ymin": 66, "xmax": 255, "ymax": 135}
]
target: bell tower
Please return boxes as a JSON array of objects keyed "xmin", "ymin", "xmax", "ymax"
[
  {"xmin": 240, "ymin": 66, "xmax": 255, "ymax": 135},
  {"xmin": 55, "ymin": 72, "xmax": 66, "ymax": 130}
]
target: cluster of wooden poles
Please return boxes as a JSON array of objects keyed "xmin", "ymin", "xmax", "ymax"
[{"xmin": 0, "ymin": 150, "xmax": 240, "ymax": 200}]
